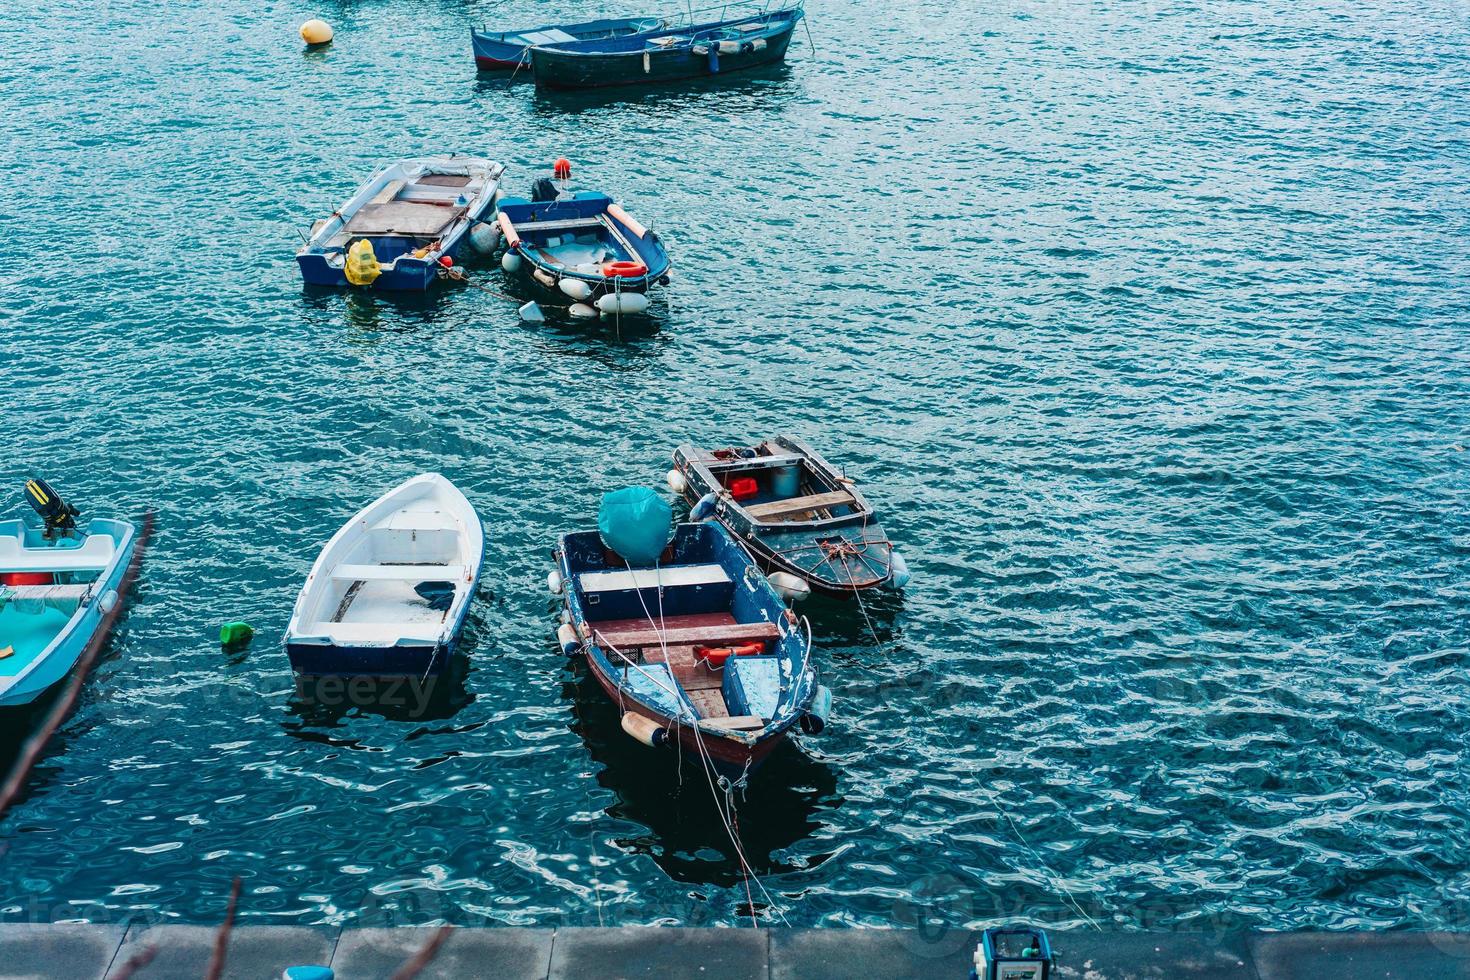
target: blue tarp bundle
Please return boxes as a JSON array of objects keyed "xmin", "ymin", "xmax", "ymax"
[{"xmin": 598, "ymin": 486, "xmax": 672, "ymax": 566}]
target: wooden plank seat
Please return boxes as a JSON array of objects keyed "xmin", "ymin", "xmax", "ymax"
[
  {"xmin": 702, "ymin": 715, "xmax": 765, "ymax": 731},
  {"xmin": 579, "ymin": 563, "xmax": 730, "ymax": 593},
  {"xmin": 331, "ymin": 563, "xmax": 462, "ymax": 582},
  {"xmin": 707, "ymin": 453, "xmax": 806, "ymax": 472},
  {"xmin": 591, "ymin": 619, "xmax": 780, "ymax": 652},
  {"xmin": 510, "ymin": 216, "xmax": 608, "ymax": 234},
  {"xmin": 743, "ymin": 489, "xmax": 856, "ymax": 520}
]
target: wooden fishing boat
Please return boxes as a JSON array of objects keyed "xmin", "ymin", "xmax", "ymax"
[
  {"xmin": 286, "ymin": 474, "xmax": 483, "ymax": 676},
  {"xmin": 0, "ymin": 481, "xmax": 143, "ymax": 707},
  {"xmin": 552, "ymin": 518, "xmax": 829, "ymax": 776},
  {"xmin": 296, "ymin": 156, "xmax": 505, "ymax": 291},
  {"xmin": 471, "ymin": 17, "xmax": 664, "ymax": 71},
  {"xmin": 498, "ymin": 169, "xmax": 671, "ymax": 317},
  {"xmin": 670, "ymin": 436, "xmax": 909, "ymax": 599},
  {"xmin": 528, "ymin": 5, "xmax": 803, "ymax": 90}
]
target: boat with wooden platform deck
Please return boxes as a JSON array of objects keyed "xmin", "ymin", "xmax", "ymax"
[
  {"xmin": 670, "ymin": 435, "xmax": 908, "ymax": 599},
  {"xmin": 553, "ymin": 512, "xmax": 829, "ymax": 775},
  {"xmin": 296, "ymin": 155, "xmax": 504, "ymax": 291}
]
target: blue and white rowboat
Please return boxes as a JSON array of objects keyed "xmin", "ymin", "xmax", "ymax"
[
  {"xmin": 296, "ymin": 156, "xmax": 505, "ymax": 291},
  {"xmin": 0, "ymin": 516, "xmax": 140, "ymax": 707},
  {"xmin": 285, "ymin": 474, "xmax": 484, "ymax": 677}
]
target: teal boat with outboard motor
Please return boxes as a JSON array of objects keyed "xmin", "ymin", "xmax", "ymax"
[{"xmin": 0, "ymin": 480, "xmax": 144, "ymax": 707}]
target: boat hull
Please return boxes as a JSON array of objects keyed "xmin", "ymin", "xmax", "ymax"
[
  {"xmin": 531, "ymin": 22, "xmax": 796, "ymax": 90},
  {"xmin": 285, "ymin": 639, "xmax": 452, "ymax": 678},
  {"xmin": 296, "ymin": 223, "xmax": 486, "ymax": 291},
  {"xmin": 580, "ymin": 645, "xmax": 786, "ymax": 775}
]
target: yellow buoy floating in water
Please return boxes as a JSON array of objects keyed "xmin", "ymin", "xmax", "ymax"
[{"xmin": 299, "ymin": 19, "xmax": 333, "ymax": 46}]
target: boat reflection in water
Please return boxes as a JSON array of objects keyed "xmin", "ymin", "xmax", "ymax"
[
  {"xmin": 562, "ymin": 663, "xmax": 840, "ymax": 894},
  {"xmin": 284, "ymin": 651, "xmax": 476, "ymax": 732}
]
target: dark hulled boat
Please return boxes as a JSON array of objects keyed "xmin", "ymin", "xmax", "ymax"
[
  {"xmin": 553, "ymin": 512, "xmax": 828, "ymax": 776},
  {"xmin": 529, "ymin": 6, "xmax": 803, "ymax": 90},
  {"xmin": 670, "ymin": 436, "xmax": 909, "ymax": 599}
]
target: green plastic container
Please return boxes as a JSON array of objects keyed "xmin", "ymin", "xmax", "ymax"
[{"xmin": 219, "ymin": 622, "xmax": 255, "ymax": 648}]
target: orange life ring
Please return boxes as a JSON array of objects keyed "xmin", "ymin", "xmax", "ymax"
[{"xmin": 602, "ymin": 260, "xmax": 648, "ymax": 278}]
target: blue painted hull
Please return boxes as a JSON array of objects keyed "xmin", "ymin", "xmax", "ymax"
[
  {"xmin": 296, "ymin": 225, "xmax": 481, "ymax": 292},
  {"xmin": 285, "ymin": 639, "xmax": 452, "ymax": 677},
  {"xmin": 530, "ymin": 8, "xmax": 802, "ymax": 90}
]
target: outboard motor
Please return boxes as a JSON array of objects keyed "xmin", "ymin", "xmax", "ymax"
[{"xmin": 24, "ymin": 478, "xmax": 79, "ymax": 538}]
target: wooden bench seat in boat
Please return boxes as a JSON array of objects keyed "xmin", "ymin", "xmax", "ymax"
[
  {"xmin": 415, "ymin": 173, "xmax": 473, "ymax": 188},
  {"xmin": 504, "ymin": 216, "xmax": 607, "ymax": 234},
  {"xmin": 591, "ymin": 619, "xmax": 780, "ymax": 651},
  {"xmin": 743, "ymin": 490, "xmax": 856, "ymax": 521},
  {"xmin": 331, "ymin": 563, "xmax": 463, "ymax": 582},
  {"xmin": 579, "ymin": 563, "xmax": 730, "ymax": 593},
  {"xmin": 709, "ymin": 453, "xmax": 806, "ymax": 471}
]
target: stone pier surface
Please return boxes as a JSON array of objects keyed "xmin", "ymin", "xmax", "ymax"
[{"xmin": 3, "ymin": 924, "xmax": 1469, "ymax": 979}]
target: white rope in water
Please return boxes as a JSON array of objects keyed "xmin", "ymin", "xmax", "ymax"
[{"xmin": 628, "ymin": 562, "xmax": 791, "ymax": 927}]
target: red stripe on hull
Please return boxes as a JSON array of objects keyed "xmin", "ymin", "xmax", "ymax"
[{"xmin": 475, "ymin": 56, "xmax": 523, "ymax": 70}]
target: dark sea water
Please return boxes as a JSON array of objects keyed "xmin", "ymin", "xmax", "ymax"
[{"xmin": 1, "ymin": 0, "xmax": 1468, "ymax": 935}]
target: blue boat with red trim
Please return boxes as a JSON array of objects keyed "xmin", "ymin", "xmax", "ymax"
[
  {"xmin": 497, "ymin": 160, "xmax": 671, "ymax": 317},
  {"xmin": 552, "ymin": 488, "xmax": 829, "ymax": 777}
]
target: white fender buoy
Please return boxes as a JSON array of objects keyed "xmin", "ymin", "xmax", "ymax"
[
  {"xmin": 621, "ymin": 712, "xmax": 669, "ymax": 748},
  {"xmin": 595, "ymin": 292, "xmax": 649, "ymax": 316},
  {"xmin": 889, "ymin": 550, "xmax": 911, "ymax": 589},
  {"xmin": 501, "ymin": 251, "xmax": 522, "ymax": 273},
  {"xmin": 468, "ymin": 222, "xmax": 501, "ymax": 254},
  {"xmin": 666, "ymin": 468, "xmax": 687, "ymax": 494},
  {"xmin": 547, "ymin": 569, "xmax": 563, "ymax": 594},
  {"xmin": 800, "ymin": 685, "xmax": 832, "ymax": 735},
  {"xmin": 568, "ymin": 302, "xmax": 597, "ymax": 319},
  {"xmin": 557, "ymin": 623, "xmax": 580, "ymax": 655},
  {"xmin": 558, "ymin": 278, "xmax": 593, "ymax": 301},
  {"xmin": 689, "ymin": 491, "xmax": 719, "ymax": 522},
  {"xmin": 300, "ymin": 19, "xmax": 333, "ymax": 45},
  {"xmin": 99, "ymin": 590, "xmax": 119, "ymax": 614},
  {"xmin": 532, "ymin": 268, "xmax": 557, "ymax": 289},
  {"xmin": 768, "ymin": 571, "xmax": 811, "ymax": 602}
]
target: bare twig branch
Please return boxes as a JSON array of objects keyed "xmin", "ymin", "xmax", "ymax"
[
  {"xmin": 205, "ymin": 876, "xmax": 243, "ymax": 980},
  {"xmin": 0, "ymin": 512, "xmax": 153, "ymax": 820},
  {"xmin": 107, "ymin": 943, "xmax": 158, "ymax": 980},
  {"xmin": 389, "ymin": 925, "xmax": 455, "ymax": 980}
]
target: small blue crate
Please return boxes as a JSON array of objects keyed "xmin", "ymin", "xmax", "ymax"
[{"xmin": 971, "ymin": 927, "xmax": 1053, "ymax": 980}]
